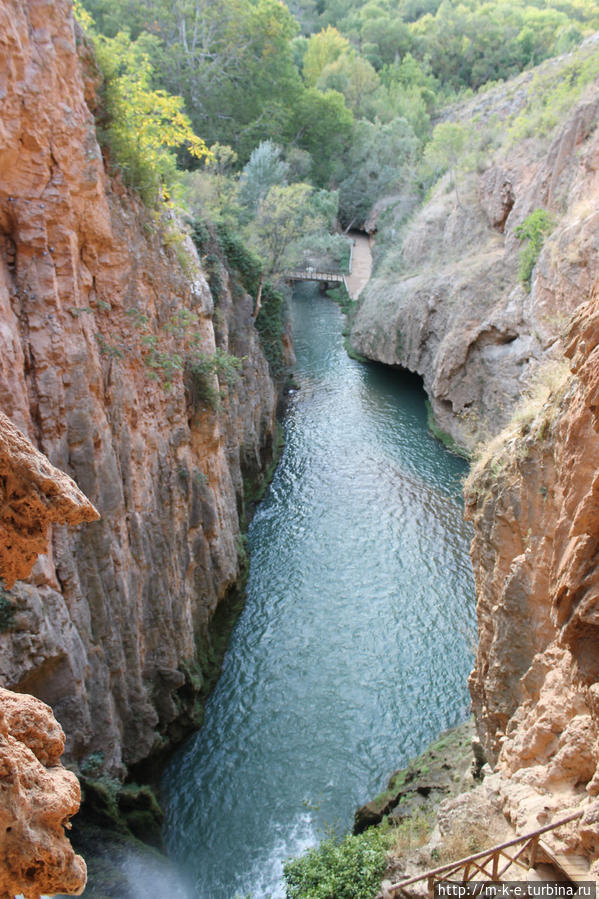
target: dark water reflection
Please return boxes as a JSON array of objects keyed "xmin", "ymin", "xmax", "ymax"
[{"xmin": 162, "ymin": 285, "xmax": 475, "ymax": 898}]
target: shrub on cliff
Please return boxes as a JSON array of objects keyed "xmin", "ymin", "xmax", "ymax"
[
  {"xmin": 515, "ymin": 208, "xmax": 555, "ymax": 291},
  {"xmin": 283, "ymin": 827, "xmax": 390, "ymax": 899}
]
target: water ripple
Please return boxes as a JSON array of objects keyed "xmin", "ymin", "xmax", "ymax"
[{"xmin": 163, "ymin": 285, "xmax": 475, "ymax": 899}]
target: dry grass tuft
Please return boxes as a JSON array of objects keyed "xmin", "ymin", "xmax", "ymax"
[
  {"xmin": 390, "ymin": 812, "xmax": 434, "ymax": 858},
  {"xmin": 465, "ymin": 357, "xmax": 571, "ymax": 498}
]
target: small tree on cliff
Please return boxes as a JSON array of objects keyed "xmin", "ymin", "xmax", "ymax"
[
  {"xmin": 515, "ymin": 208, "xmax": 555, "ymax": 291},
  {"xmin": 423, "ymin": 121, "xmax": 474, "ymax": 208}
]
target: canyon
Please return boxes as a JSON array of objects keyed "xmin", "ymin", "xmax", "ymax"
[{"xmin": 1, "ymin": 0, "xmax": 599, "ymax": 895}]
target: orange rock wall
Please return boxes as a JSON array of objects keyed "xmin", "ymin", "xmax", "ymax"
[
  {"xmin": 466, "ymin": 282, "xmax": 599, "ymax": 873},
  {"xmin": 0, "ymin": 0, "xmax": 277, "ymax": 777}
]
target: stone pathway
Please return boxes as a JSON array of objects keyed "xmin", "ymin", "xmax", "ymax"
[{"xmin": 346, "ymin": 232, "xmax": 372, "ymax": 299}]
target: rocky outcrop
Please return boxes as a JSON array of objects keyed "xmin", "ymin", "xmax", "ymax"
[
  {"xmin": 465, "ymin": 277, "xmax": 599, "ymax": 875},
  {"xmin": 351, "ymin": 48, "xmax": 599, "ymax": 451},
  {"xmin": 0, "ymin": 688, "xmax": 86, "ymax": 899},
  {"xmin": 0, "ymin": 410, "xmax": 99, "ymax": 898},
  {"xmin": 0, "ymin": 0, "xmax": 278, "ymax": 785},
  {"xmin": 0, "ymin": 410, "xmax": 98, "ymax": 588}
]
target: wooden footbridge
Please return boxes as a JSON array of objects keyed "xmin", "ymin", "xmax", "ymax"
[
  {"xmin": 378, "ymin": 810, "xmax": 589, "ymax": 898},
  {"xmin": 284, "ymin": 269, "xmax": 347, "ymax": 287}
]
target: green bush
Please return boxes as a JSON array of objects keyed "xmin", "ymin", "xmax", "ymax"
[
  {"xmin": 515, "ymin": 208, "xmax": 555, "ymax": 290},
  {"xmin": 0, "ymin": 587, "xmax": 15, "ymax": 632},
  {"xmin": 185, "ymin": 348, "xmax": 243, "ymax": 410},
  {"xmin": 283, "ymin": 827, "xmax": 390, "ymax": 899},
  {"xmin": 255, "ymin": 284, "xmax": 287, "ymax": 382}
]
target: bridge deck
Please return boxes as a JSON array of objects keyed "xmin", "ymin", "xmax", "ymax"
[{"xmin": 285, "ymin": 271, "xmax": 345, "ymax": 283}]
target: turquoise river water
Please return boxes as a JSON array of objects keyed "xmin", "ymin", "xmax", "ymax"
[{"xmin": 162, "ymin": 284, "xmax": 476, "ymax": 898}]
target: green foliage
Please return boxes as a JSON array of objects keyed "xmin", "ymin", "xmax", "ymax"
[
  {"xmin": 303, "ymin": 26, "xmax": 351, "ymax": 86},
  {"xmin": 91, "ymin": 27, "xmax": 209, "ymax": 204},
  {"xmin": 95, "ymin": 0, "xmax": 304, "ymax": 163},
  {"xmin": 249, "ymin": 182, "xmax": 315, "ymax": 275},
  {"xmin": 0, "ymin": 587, "xmax": 16, "ymax": 632},
  {"xmin": 423, "ymin": 121, "xmax": 474, "ymax": 185},
  {"xmin": 239, "ymin": 141, "xmax": 290, "ymax": 218},
  {"xmin": 338, "ymin": 117, "xmax": 418, "ymax": 227},
  {"xmin": 215, "ymin": 224, "xmax": 263, "ymax": 297},
  {"xmin": 515, "ymin": 208, "xmax": 555, "ymax": 290},
  {"xmin": 286, "ymin": 88, "xmax": 354, "ymax": 187},
  {"xmin": 283, "ymin": 827, "xmax": 391, "ymax": 899},
  {"xmin": 255, "ymin": 284, "xmax": 287, "ymax": 381},
  {"xmin": 316, "ymin": 50, "xmax": 380, "ymax": 118},
  {"xmin": 185, "ymin": 348, "xmax": 243, "ymax": 411}
]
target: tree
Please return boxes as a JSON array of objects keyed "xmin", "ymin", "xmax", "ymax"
[
  {"xmin": 286, "ymin": 88, "xmax": 354, "ymax": 187},
  {"xmin": 423, "ymin": 121, "xmax": 473, "ymax": 206},
  {"xmin": 94, "ymin": 29, "xmax": 210, "ymax": 203},
  {"xmin": 317, "ymin": 51, "xmax": 380, "ymax": 118},
  {"xmin": 338, "ymin": 117, "xmax": 418, "ymax": 226},
  {"xmin": 238, "ymin": 141, "xmax": 290, "ymax": 218},
  {"xmin": 106, "ymin": 0, "xmax": 303, "ymax": 162},
  {"xmin": 248, "ymin": 183, "xmax": 314, "ymax": 316},
  {"xmin": 182, "ymin": 143, "xmax": 240, "ymax": 225},
  {"xmin": 302, "ymin": 26, "xmax": 352, "ymax": 86}
]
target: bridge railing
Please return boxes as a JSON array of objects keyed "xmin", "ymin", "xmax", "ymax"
[
  {"xmin": 378, "ymin": 810, "xmax": 585, "ymax": 898},
  {"xmin": 284, "ymin": 270, "xmax": 345, "ymax": 282}
]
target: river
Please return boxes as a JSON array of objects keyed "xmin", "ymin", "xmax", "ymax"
[{"xmin": 162, "ymin": 283, "xmax": 476, "ymax": 898}]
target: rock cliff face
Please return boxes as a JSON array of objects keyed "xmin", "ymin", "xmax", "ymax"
[
  {"xmin": 465, "ymin": 280, "xmax": 599, "ymax": 875},
  {"xmin": 0, "ymin": 0, "xmax": 278, "ymax": 783},
  {"xmin": 351, "ymin": 46, "xmax": 599, "ymax": 451}
]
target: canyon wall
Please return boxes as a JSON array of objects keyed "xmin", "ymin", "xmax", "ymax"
[
  {"xmin": 0, "ymin": 0, "xmax": 278, "ymax": 784},
  {"xmin": 465, "ymin": 279, "xmax": 599, "ymax": 874},
  {"xmin": 351, "ymin": 46, "xmax": 599, "ymax": 451}
]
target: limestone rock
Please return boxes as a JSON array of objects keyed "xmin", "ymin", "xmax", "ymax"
[
  {"xmin": 0, "ymin": 412, "xmax": 99, "ymax": 589},
  {"xmin": 0, "ymin": 688, "xmax": 86, "ymax": 899},
  {"xmin": 351, "ymin": 70, "xmax": 599, "ymax": 451},
  {"xmin": 465, "ymin": 275, "xmax": 599, "ymax": 872},
  {"xmin": 0, "ymin": 411, "xmax": 92, "ymax": 896}
]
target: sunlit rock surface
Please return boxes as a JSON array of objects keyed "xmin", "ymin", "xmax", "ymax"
[{"xmin": 466, "ymin": 278, "xmax": 599, "ymax": 877}]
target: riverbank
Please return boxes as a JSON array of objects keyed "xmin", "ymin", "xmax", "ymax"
[
  {"xmin": 353, "ymin": 720, "xmax": 480, "ymax": 835},
  {"xmin": 282, "ymin": 719, "xmax": 508, "ymax": 898}
]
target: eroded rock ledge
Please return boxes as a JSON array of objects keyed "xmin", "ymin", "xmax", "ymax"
[
  {"xmin": 0, "ymin": 688, "xmax": 86, "ymax": 899},
  {"xmin": 0, "ymin": 410, "xmax": 99, "ymax": 589}
]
